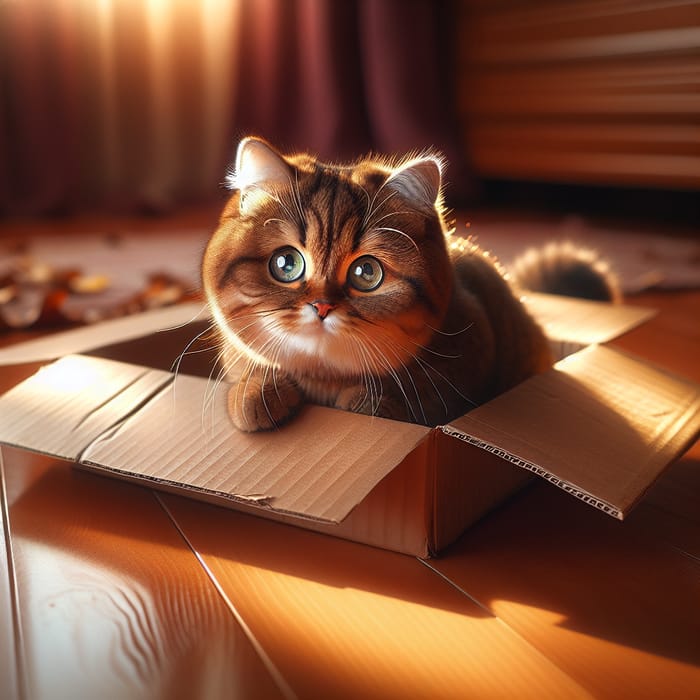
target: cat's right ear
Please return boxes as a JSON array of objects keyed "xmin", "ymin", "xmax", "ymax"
[{"xmin": 227, "ymin": 137, "xmax": 292, "ymax": 214}]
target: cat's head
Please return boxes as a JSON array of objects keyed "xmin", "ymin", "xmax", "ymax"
[{"xmin": 203, "ymin": 137, "xmax": 454, "ymax": 379}]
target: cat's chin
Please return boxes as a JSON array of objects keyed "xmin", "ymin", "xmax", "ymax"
[{"xmin": 277, "ymin": 325, "xmax": 361, "ymax": 377}]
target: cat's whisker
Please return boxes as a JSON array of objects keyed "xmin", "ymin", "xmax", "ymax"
[
  {"xmin": 258, "ymin": 333, "xmax": 289, "ymax": 429},
  {"xmin": 204, "ymin": 344, "xmax": 236, "ymax": 404},
  {"xmin": 392, "ymin": 342, "xmax": 450, "ymax": 420},
  {"xmin": 359, "ymin": 343, "xmax": 383, "ymax": 415},
  {"xmin": 353, "ymin": 321, "xmax": 428, "ymax": 422},
  {"xmin": 425, "ymin": 321, "xmax": 475, "ymax": 337},
  {"xmin": 348, "ymin": 336, "xmax": 382, "ymax": 415},
  {"xmin": 409, "ymin": 349, "xmax": 479, "ymax": 410},
  {"xmin": 355, "ymin": 328, "xmax": 423, "ymax": 423},
  {"xmin": 405, "ymin": 338, "xmax": 462, "ymax": 360},
  {"xmin": 269, "ymin": 336, "xmax": 292, "ymax": 407},
  {"xmin": 171, "ymin": 322, "xmax": 218, "ymax": 376},
  {"xmin": 155, "ymin": 302, "xmax": 209, "ymax": 332},
  {"xmin": 171, "ymin": 323, "xmax": 220, "ymax": 423},
  {"xmin": 201, "ymin": 355, "xmax": 232, "ymax": 433},
  {"xmin": 228, "ymin": 304, "xmax": 291, "ymax": 322},
  {"xmin": 373, "ymin": 335, "xmax": 428, "ymax": 424}
]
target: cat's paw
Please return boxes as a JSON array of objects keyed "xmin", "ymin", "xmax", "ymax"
[
  {"xmin": 335, "ymin": 385, "xmax": 417, "ymax": 423},
  {"xmin": 228, "ymin": 372, "xmax": 303, "ymax": 432},
  {"xmin": 334, "ymin": 386, "xmax": 373, "ymax": 415}
]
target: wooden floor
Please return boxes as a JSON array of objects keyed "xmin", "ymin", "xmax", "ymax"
[{"xmin": 1, "ymin": 212, "xmax": 699, "ymax": 699}]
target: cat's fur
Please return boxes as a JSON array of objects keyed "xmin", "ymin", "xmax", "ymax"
[{"xmin": 203, "ymin": 137, "xmax": 619, "ymax": 431}]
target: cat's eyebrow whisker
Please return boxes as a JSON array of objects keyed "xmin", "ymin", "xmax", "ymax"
[
  {"xmin": 362, "ymin": 188, "xmax": 397, "ymax": 230},
  {"xmin": 371, "ymin": 226, "xmax": 420, "ymax": 254},
  {"xmin": 365, "ymin": 209, "xmax": 414, "ymax": 228},
  {"xmin": 268, "ymin": 191, "xmax": 298, "ymax": 225},
  {"xmin": 281, "ymin": 169, "xmax": 306, "ymax": 228},
  {"xmin": 356, "ymin": 183, "xmax": 373, "ymax": 226}
]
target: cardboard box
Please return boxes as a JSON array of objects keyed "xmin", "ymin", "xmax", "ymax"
[{"xmin": 0, "ymin": 295, "xmax": 698, "ymax": 557}]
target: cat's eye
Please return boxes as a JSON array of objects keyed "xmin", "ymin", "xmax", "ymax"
[
  {"xmin": 269, "ymin": 246, "xmax": 305, "ymax": 283},
  {"xmin": 348, "ymin": 255, "xmax": 384, "ymax": 292}
]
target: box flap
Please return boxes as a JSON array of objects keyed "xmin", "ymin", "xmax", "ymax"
[
  {"xmin": 444, "ymin": 344, "xmax": 700, "ymax": 518},
  {"xmin": 0, "ymin": 294, "xmax": 653, "ymax": 368},
  {"xmin": 0, "ymin": 354, "xmax": 431, "ymax": 524},
  {"xmin": 523, "ymin": 292, "xmax": 655, "ymax": 345},
  {"xmin": 0, "ymin": 355, "xmax": 173, "ymax": 460},
  {"xmin": 0, "ymin": 301, "xmax": 205, "ymax": 366}
]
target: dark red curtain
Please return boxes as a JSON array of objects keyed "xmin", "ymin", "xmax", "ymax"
[{"xmin": 0, "ymin": 0, "xmax": 470, "ymax": 217}]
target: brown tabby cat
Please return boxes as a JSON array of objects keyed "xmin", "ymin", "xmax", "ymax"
[{"xmin": 203, "ymin": 137, "xmax": 618, "ymax": 432}]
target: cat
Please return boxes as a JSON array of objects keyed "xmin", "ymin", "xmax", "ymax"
[{"xmin": 202, "ymin": 137, "xmax": 619, "ymax": 432}]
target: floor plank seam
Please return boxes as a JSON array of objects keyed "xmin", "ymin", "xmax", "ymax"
[
  {"xmin": 417, "ymin": 556, "xmax": 594, "ymax": 697},
  {"xmin": 0, "ymin": 448, "xmax": 29, "ymax": 700},
  {"xmin": 152, "ymin": 491, "xmax": 297, "ymax": 700}
]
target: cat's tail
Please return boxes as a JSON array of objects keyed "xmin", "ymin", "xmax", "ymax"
[{"xmin": 509, "ymin": 241, "xmax": 621, "ymax": 303}]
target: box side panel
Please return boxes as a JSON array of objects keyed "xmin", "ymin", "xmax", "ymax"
[
  {"xmin": 285, "ymin": 442, "xmax": 431, "ymax": 557},
  {"xmin": 81, "ymin": 371, "xmax": 431, "ymax": 525},
  {"xmin": 76, "ymin": 443, "xmax": 432, "ymax": 557},
  {"xmin": 428, "ymin": 432, "xmax": 532, "ymax": 555}
]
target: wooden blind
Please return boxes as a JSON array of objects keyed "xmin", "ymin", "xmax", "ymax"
[{"xmin": 456, "ymin": 0, "xmax": 700, "ymax": 189}]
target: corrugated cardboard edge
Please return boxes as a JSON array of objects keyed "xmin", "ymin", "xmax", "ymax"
[
  {"xmin": 442, "ymin": 344, "xmax": 700, "ymax": 522},
  {"xmin": 427, "ymin": 430, "xmax": 535, "ymax": 555},
  {"xmin": 438, "ymin": 425, "xmax": 622, "ymax": 518}
]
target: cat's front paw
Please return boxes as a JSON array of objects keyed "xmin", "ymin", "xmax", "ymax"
[
  {"xmin": 335, "ymin": 385, "xmax": 414, "ymax": 423},
  {"xmin": 334, "ymin": 386, "xmax": 373, "ymax": 415},
  {"xmin": 228, "ymin": 372, "xmax": 303, "ymax": 432}
]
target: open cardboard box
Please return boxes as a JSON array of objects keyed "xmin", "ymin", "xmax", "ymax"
[{"xmin": 0, "ymin": 294, "xmax": 699, "ymax": 557}]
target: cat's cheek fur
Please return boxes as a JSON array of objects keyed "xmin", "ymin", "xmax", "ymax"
[{"xmin": 228, "ymin": 368, "xmax": 304, "ymax": 432}]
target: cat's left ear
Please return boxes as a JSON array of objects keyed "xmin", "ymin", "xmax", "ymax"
[
  {"xmin": 386, "ymin": 156, "xmax": 443, "ymax": 212},
  {"xmin": 227, "ymin": 137, "xmax": 292, "ymax": 214}
]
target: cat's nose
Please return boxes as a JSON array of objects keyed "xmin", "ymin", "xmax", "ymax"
[{"xmin": 310, "ymin": 300, "xmax": 336, "ymax": 320}]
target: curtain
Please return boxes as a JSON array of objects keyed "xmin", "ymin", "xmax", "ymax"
[{"xmin": 0, "ymin": 0, "xmax": 470, "ymax": 217}]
